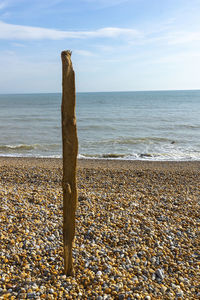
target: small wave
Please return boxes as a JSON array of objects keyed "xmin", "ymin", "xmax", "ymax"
[
  {"xmin": 0, "ymin": 143, "xmax": 60, "ymax": 152},
  {"xmin": 93, "ymin": 137, "xmax": 172, "ymax": 146},
  {"xmin": 78, "ymin": 149, "xmax": 200, "ymax": 161},
  {"xmin": 139, "ymin": 153, "xmax": 154, "ymax": 158},
  {"xmin": 177, "ymin": 124, "xmax": 200, "ymax": 129},
  {"xmin": 101, "ymin": 153, "xmax": 126, "ymax": 158},
  {"xmin": 78, "ymin": 153, "xmax": 127, "ymax": 159},
  {"xmin": 0, "ymin": 144, "xmax": 36, "ymax": 151}
]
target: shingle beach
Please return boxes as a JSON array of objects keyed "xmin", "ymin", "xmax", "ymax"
[{"xmin": 0, "ymin": 157, "xmax": 200, "ymax": 299}]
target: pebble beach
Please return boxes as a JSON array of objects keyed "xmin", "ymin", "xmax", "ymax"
[{"xmin": 0, "ymin": 157, "xmax": 200, "ymax": 299}]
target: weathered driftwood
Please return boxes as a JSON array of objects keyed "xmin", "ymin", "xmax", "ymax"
[{"xmin": 61, "ymin": 50, "xmax": 78, "ymax": 276}]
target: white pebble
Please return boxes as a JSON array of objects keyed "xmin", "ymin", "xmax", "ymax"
[{"xmin": 96, "ymin": 271, "xmax": 102, "ymax": 276}]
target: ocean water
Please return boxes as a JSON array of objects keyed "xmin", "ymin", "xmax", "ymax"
[{"xmin": 0, "ymin": 90, "xmax": 200, "ymax": 161}]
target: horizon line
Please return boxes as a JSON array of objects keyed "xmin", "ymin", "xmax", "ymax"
[{"xmin": 0, "ymin": 88, "xmax": 200, "ymax": 95}]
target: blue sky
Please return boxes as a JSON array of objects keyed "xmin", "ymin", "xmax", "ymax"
[{"xmin": 0, "ymin": 0, "xmax": 200, "ymax": 93}]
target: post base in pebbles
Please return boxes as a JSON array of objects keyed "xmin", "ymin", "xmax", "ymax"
[{"xmin": 64, "ymin": 244, "xmax": 74, "ymax": 276}]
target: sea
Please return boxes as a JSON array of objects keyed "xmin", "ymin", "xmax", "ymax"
[{"xmin": 0, "ymin": 90, "xmax": 200, "ymax": 161}]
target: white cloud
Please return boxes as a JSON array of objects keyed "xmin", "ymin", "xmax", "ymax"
[
  {"xmin": 167, "ymin": 31, "xmax": 200, "ymax": 45},
  {"xmin": 0, "ymin": 21, "xmax": 140, "ymax": 40},
  {"xmin": 2, "ymin": 19, "xmax": 199, "ymax": 48},
  {"xmin": 129, "ymin": 28, "xmax": 200, "ymax": 47},
  {"xmin": 74, "ymin": 49, "xmax": 95, "ymax": 56}
]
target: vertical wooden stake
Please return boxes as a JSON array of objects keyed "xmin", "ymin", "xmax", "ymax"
[{"xmin": 61, "ymin": 50, "xmax": 78, "ymax": 276}]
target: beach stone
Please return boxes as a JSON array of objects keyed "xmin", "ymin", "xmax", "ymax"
[
  {"xmin": 152, "ymin": 274, "xmax": 156, "ymax": 280},
  {"xmin": 19, "ymin": 294, "xmax": 26, "ymax": 299},
  {"xmin": 150, "ymin": 257, "xmax": 156, "ymax": 265},
  {"xmin": 176, "ymin": 290, "xmax": 184, "ymax": 298},
  {"xmin": 96, "ymin": 270, "xmax": 102, "ymax": 277},
  {"xmin": 171, "ymin": 283, "xmax": 179, "ymax": 290},
  {"xmin": 155, "ymin": 268, "xmax": 164, "ymax": 280},
  {"xmin": 32, "ymin": 284, "xmax": 38, "ymax": 290},
  {"xmin": 27, "ymin": 292, "xmax": 36, "ymax": 298},
  {"xmin": 161, "ymin": 285, "xmax": 168, "ymax": 294}
]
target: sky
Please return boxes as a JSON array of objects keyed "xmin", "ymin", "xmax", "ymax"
[{"xmin": 0, "ymin": 0, "xmax": 200, "ymax": 93}]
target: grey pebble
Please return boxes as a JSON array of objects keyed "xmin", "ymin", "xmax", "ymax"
[
  {"xmin": 176, "ymin": 290, "xmax": 184, "ymax": 298},
  {"xmin": 155, "ymin": 268, "xmax": 165, "ymax": 280},
  {"xmin": 48, "ymin": 288, "xmax": 54, "ymax": 294},
  {"xmin": 27, "ymin": 292, "xmax": 36, "ymax": 299},
  {"xmin": 152, "ymin": 273, "xmax": 156, "ymax": 280}
]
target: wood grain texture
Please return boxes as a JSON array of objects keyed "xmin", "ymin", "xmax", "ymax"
[{"xmin": 61, "ymin": 50, "xmax": 78, "ymax": 276}]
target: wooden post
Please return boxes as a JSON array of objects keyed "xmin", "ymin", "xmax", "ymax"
[{"xmin": 61, "ymin": 50, "xmax": 78, "ymax": 276}]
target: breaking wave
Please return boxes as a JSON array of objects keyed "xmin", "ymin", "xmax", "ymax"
[{"xmin": 0, "ymin": 144, "xmax": 59, "ymax": 152}]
